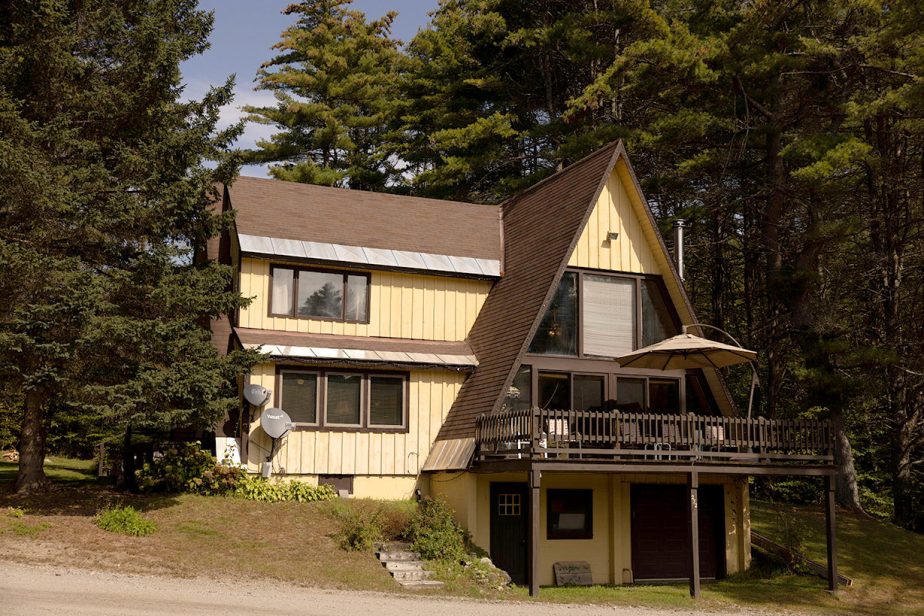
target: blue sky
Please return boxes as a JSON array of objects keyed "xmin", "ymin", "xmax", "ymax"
[{"xmin": 181, "ymin": 1, "xmax": 438, "ymax": 176}]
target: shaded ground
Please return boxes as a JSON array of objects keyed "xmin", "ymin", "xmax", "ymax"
[{"xmin": 2, "ymin": 460, "xmax": 923, "ymax": 615}]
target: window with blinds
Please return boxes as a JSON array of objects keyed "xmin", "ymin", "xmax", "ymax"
[
  {"xmin": 369, "ymin": 376, "xmax": 404, "ymax": 427},
  {"xmin": 280, "ymin": 371, "xmax": 318, "ymax": 424},
  {"xmin": 325, "ymin": 374, "xmax": 362, "ymax": 426},
  {"xmin": 582, "ymin": 275, "xmax": 637, "ymax": 357}
]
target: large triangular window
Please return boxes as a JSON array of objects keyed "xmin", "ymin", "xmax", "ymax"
[{"xmin": 528, "ymin": 270, "xmax": 677, "ymax": 358}]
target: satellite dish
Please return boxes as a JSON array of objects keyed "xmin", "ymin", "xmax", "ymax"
[
  {"xmin": 260, "ymin": 407, "xmax": 293, "ymax": 439},
  {"xmin": 244, "ymin": 384, "xmax": 271, "ymax": 407}
]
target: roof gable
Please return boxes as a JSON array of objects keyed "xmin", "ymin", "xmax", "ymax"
[
  {"xmin": 436, "ymin": 142, "xmax": 623, "ymax": 439},
  {"xmin": 437, "ymin": 141, "xmax": 734, "ymax": 441},
  {"xmin": 568, "ymin": 165, "xmax": 659, "ymax": 274}
]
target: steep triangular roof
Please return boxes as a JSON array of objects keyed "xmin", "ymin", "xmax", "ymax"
[{"xmin": 436, "ymin": 140, "xmax": 734, "ymax": 441}]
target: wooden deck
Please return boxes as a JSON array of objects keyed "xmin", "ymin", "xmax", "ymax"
[{"xmin": 474, "ymin": 407, "xmax": 835, "ymax": 473}]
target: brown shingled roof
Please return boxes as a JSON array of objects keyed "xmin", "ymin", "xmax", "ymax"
[
  {"xmin": 436, "ymin": 142, "xmax": 624, "ymax": 440},
  {"xmin": 227, "ymin": 177, "xmax": 502, "ymax": 261}
]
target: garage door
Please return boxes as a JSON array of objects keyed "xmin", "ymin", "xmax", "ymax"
[{"xmin": 630, "ymin": 484, "xmax": 725, "ymax": 581}]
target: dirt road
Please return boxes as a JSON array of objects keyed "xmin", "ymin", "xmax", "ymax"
[{"xmin": 1, "ymin": 563, "xmax": 792, "ymax": 616}]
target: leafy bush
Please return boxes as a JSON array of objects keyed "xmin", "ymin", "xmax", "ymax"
[
  {"xmin": 326, "ymin": 498, "xmax": 414, "ymax": 552},
  {"xmin": 95, "ymin": 506, "xmax": 157, "ymax": 536},
  {"xmin": 774, "ymin": 507, "xmax": 809, "ymax": 572},
  {"xmin": 192, "ymin": 464, "xmax": 247, "ymax": 496},
  {"xmin": 233, "ymin": 475, "xmax": 336, "ymax": 503},
  {"xmin": 763, "ymin": 478, "xmax": 820, "ymax": 505},
  {"xmin": 335, "ymin": 506, "xmax": 384, "ymax": 551},
  {"xmin": 135, "ymin": 442, "xmax": 216, "ymax": 493},
  {"xmin": 404, "ymin": 497, "xmax": 467, "ymax": 562},
  {"xmin": 134, "ymin": 442, "xmax": 336, "ymax": 504}
]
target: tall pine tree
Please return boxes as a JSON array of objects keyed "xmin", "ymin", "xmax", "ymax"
[
  {"xmin": 0, "ymin": 0, "xmax": 254, "ymax": 493},
  {"xmin": 245, "ymin": 0, "xmax": 405, "ymax": 190}
]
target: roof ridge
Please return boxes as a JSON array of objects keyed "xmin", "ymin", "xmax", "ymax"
[{"xmin": 498, "ymin": 139, "xmax": 623, "ymax": 211}]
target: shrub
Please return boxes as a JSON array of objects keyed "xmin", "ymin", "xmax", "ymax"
[
  {"xmin": 233, "ymin": 475, "xmax": 336, "ymax": 503},
  {"xmin": 96, "ymin": 506, "xmax": 157, "ymax": 536},
  {"xmin": 135, "ymin": 442, "xmax": 216, "ymax": 493},
  {"xmin": 775, "ymin": 508, "xmax": 809, "ymax": 572},
  {"xmin": 326, "ymin": 499, "xmax": 414, "ymax": 552},
  {"xmin": 335, "ymin": 507, "xmax": 384, "ymax": 551},
  {"xmin": 193, "ymin": 464, "xmax": 247, "ymax": 496},
  {"xmin": 404, "ymin": 497, "xmax": 467, "ymax": 562}
]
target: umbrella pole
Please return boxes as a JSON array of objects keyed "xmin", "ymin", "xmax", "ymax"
[{"xmin": 746, "ymin": 364, "xmax": 759, "ymax": 419}]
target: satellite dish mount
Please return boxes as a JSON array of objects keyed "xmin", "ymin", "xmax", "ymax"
[{"xmin": 259, "ymin": 407, "xmax": 295, "ymax": 478}]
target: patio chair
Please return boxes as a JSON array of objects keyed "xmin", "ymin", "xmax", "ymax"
[{"xmin": 546, "ymin": 418, "xmax": 582, "ymax": 459}]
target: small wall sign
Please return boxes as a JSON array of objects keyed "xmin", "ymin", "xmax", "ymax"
[{"xmin": 553, "ymin": 561, "xmax": 593, "ymax": 586}]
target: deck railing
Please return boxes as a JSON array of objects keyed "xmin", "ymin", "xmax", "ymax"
[{"xmin": 474, "ymin": 407, "xmax": 835, "ymax": 466}]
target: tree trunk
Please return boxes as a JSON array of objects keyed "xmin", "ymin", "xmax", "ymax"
[
  {"xmin": 120, "ymin": 423, "xmax": 138, "ymax": 492},
  {"xmin": 15, "ymin": 390, "xmax": 49, "ymax": 494},
  {"xmin": 831, "ymin": 410, "xmax": 863, "ymax": 512}
]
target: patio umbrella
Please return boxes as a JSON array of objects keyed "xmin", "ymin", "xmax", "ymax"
[
  {"xmin": 615, "ymin": 333, "xmax": 756, "ymax": 371},
  {"xmin": 615, "ymin": 330, "xmax": 759, "ymax": 417}
]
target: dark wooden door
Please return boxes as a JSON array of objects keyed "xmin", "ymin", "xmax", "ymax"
[
  {"xmin": 630, "ymin": 484, "xmax": 725, "ymax": 581},
  {"xmin": 490, "ymin": 482, "xmax": 529, "ymax": 585}
]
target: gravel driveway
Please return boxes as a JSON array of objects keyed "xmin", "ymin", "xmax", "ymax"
[{"xmin": 1, "ymin": 563, "xmax": 798, "ymax": 616}]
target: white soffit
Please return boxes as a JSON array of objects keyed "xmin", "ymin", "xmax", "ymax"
[
  {"xmin": 238, "ymin": 233, "xmax": 501, "ymax": 279},
  {"xmin": 241, "ymin": 343, "xmax": 478, "ymax": 368}
]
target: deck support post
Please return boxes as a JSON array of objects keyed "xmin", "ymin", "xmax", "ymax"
[
  {"xmin": 824, "ymin": 474, "xmax": 838, "ymax": 594},
  {"xmin": 687, "ymin": 470, "xmax": 701, "ymax": 598},
  {"xmin": 529, "ymin": 466, "xmax": 541, "ymax": 598}
]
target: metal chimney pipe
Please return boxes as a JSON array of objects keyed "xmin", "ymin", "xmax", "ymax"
[{"xmin": 672, "ymin": 219, "xmax": 687, "ymax": 280}]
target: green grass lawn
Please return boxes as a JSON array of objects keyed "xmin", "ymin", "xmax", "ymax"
[
  {"xmin": 2, "ymin": 464, "xmax": 923, "ymax": 615},
  {"xmin": 0, "ymin": 456, "xmax": 98, "ymax": 484}
]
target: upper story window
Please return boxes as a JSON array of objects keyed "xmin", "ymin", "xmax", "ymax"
[
  {"xmin": 529, "ymin": 270, "xmax": 676, "ymax": 358},
  {"xmin": 530, "ymin": 272, "xmax": 578, "ymax": 355},
  {"xmin": 270, "ymin": 265, "xmax": 370, "ymax": 322}
]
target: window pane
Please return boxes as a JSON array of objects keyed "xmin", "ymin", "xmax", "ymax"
[
  {"xmin": 616, "ymin": 377, "xmax": 646, "ymax": 412},
  {"xmin": 271, "ymin": 268, "xmax": 294, "ymax": 316},
  {"xmin": 649, "ymin": 379, "xmax": 680, "ymax": 413},
  {"xmin": 345, "ymin": 274, "xmax": 369, "ymax": 321},
  {"xmin": 370, "ymin": 376, "xmax": 403, "ymax": 426},
  {"xmin": 574, "ymin": 375, "xmax": 604, "ymax": 411},
  {"xmin": 281, "ymin": 372, "xmax": 317, "ymax": 424},
  {"xmin": 583, "ymin": 275, "xmax": 636, "ymax": 357},
  {"xmin": 547, "ymin": 489, "xmax": 593, "ymax": 540},
  {"xmin": 326, "ymin": 374, "xmax": 361, "ymax": 425},
  {"xmin": 298, "ymin": 271, "xmax": 343, "ymax": 318},
  {"xmin": 504, "ymin": 365, "xmax": 532, "ymax": 412},
  {"xmin": 641, "ymin": 279, "xmax": 676, "ymax": 347},
  {"xmin": 538, "ymin": 372, "xmax": 570, "ymax": 410},
  {"xmin": 529, "ymin": 272, "xmax": 577, "ymax": 355}
]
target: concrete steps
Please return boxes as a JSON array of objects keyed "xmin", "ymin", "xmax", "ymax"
[{"xmin": 375, "ymin": 542, "xmax": 443, "ymax": 589}]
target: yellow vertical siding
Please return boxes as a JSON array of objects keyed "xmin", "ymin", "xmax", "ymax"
[
  {"xmin": 568, "ymin": 169, "xmax": 659, "ymax": 275},
  {"xmin": 237, "ymin": 259, "xmax": 492, "ymax": 342},
  {"xmin": 244, "ymin": 365, "xmax": 466, "ymax": 477}
]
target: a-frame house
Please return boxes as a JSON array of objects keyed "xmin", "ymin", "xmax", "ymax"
[{"xmin": 210, "ymin": 141, "xmax": 837, "ymax": 597}]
